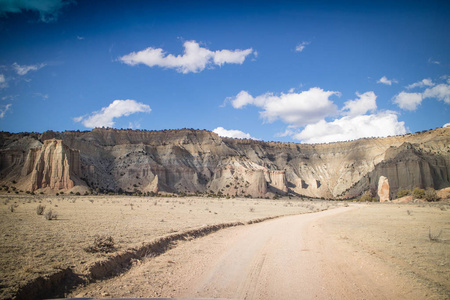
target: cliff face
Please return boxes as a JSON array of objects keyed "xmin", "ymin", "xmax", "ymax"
[
  {"xmin": 19, "ymin": 139, "xmax": 82, "ymax": 191},
  {"xmin": 0, "ymin": 127, "xmax": 448, "ymax": 198}
]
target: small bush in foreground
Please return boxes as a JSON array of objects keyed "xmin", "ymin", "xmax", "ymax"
[
  {"xmin": 84, "ymin": 235, "xmax": 115, "ymax": 253},
  {"xmin": 428, "ymin": 228, "xmax": 443, "ymax": 242},
  {"xmin": 36, "ymin": 204, "xmax": 45, "ymax": 215},
  {"xmin": 44, "ymin": 209, "xmax": 57, "ymax": 220}
]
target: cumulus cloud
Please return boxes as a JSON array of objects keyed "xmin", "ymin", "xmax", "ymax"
[
  {"xmin": 444, "ymin": 123, "xmax": 450, "ymax": 128},
  {"xmin": 394, "ymin": 78, "xmax": 450, "ymax": 110},
  {"xmin": 229, "ymin": 87, "xmax": 339, "ymax": 126},
  {"xmin": 0, "ymin": 104, "xmax": 12, "ymax": 118},
  {"xmin": 423, "ymin": 84, "xmax": 450, "ymax": 104},
  {"xmin": 12, "ymin": 62, "xmax": 46, "ymax": 75},
  {"xmin": 229, "ymin": 87, "xmax": 407, "ymax": 143},
  {"xmin": 406, "ymin": 78, "xmax": 434, "ymax": 89},
  {"xmin": 119, "ymin": 40, "xmax": 254, "ymax": 74},
  {"xmin": 74, "ymin": 99, "xmax": 151, "ymax": 128},
  {"xmin": 295, "ymin": 41, "xmax": 310, "ymax": 52},
  {"xmin": 0, "ymin": 0, "xmax": 73, "ymax": 22},
  {"xmin": 213, "ymin": 127, "xmax": 257, "ymax": 140},
  {"xmin": 377, "ymin": 76, "xmax": 398, "ymax": 86},
  {"xmin": 393, "ymin": 92, "xmax": 423, "ymax": 111},
  {"xmin": 294, "ymin": 112, "xmax": 406, "ymax": 144},
  {"xmin": 342, "ymin": 92, "xmax": 377, "ymax": 117}
]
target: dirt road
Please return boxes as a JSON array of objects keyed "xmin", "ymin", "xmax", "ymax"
[{"xmin": 71, "ymin": 206, "xmax": 432, "ymax": 299}]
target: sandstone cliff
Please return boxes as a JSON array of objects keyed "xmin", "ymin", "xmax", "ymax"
[{"xmin": 0, "ymin": 127, "xmax": 449, "ymax": 198}]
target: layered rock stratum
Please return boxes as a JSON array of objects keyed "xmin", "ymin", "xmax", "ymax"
[{"xmin": 0, "ymin": 127, "xmax": 449, "ymax": 199}]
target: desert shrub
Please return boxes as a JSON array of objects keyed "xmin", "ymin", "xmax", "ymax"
[
  {"xmin": 84, "ymin": 235, "xmax": 115, "ymax": 253},
  {"xmin": 360, "ymin": 191, "xmax": 376, "ymax": 202},
  {"xmin": 36, "ymin": 204, "xmax": 45, "ymax": 215},
  {"xmin": 9, "ymin": 205, "xmax": 14, "ymax": 212},
  {"xmin": 428, "ymin": 228, "xmax": 443, "ymax": 242},
  {"xmin": 249, "ymin": 207, "xmax": 255, "ymax": 212},
  {"xmin": 424, "ymin": 188, "xmax": 439, "ymax": 202},
  {"xmin": 397, "ymin": 189, "xmax": 410, "ymax": 198},
  {"xmin": 412, "ymin": 187, "xmax": 425, "ymax": 199},
  {"xmin": 44, "ymin": 209, "xmax": 57, "ymax": 220}
]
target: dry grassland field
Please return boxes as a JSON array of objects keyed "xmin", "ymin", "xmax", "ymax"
[
  {"xmin": 319, "ymin": 203, "xmax": 450, "ymax": 297},
  {"xmin": 0, "ymin": 195, "xmax": 449, "ymax": 299},
  {"xmin": 0, "ymin": 194, "xmax": 332, "ymax": 299}
]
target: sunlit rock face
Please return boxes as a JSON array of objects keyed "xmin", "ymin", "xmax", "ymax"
[
  {"xmin": 0, "ymin": 127, "xmax": 449, "ymax": 198},
  {"xmin": 377, "ymin": 176, "xmax": 390, "ymax": 202}
]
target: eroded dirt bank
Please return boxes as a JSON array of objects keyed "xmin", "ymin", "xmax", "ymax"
[{"xmin": 68, "ymin": 205, "xmax": 445, "ymax": 299}]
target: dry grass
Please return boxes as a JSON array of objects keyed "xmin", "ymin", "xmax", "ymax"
[
  {"xmin": 0, "ymin": 194, "xmax": 337, "ymax": 299},
  {"xmin": 320, "ymin": 203, "xmax": 450, "ymax": 297}
]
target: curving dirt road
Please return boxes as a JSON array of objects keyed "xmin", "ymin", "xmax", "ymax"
[{"xmin": 71, "ymin": 206, "xmax": 431, "ymax": 299}]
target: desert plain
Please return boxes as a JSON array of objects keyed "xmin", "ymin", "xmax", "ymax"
[{"xmin": 0, "ymin": 194, "xmax": 449, "ymax": 299}]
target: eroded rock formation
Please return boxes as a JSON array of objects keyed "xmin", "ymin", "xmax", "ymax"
[
  {"xmin": 377, "ymin": 176, "xmax": 390, "ymax": 202},
  {"xmin": 0, "ymin": 127, "xmax": 449, "ymax": 198},
  {"xmin": 20, "ymin": 139, "xmax": 82, "ymax": 191}
]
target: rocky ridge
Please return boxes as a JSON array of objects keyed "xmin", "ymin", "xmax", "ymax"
[{"xmin": 0, "ymin": 127, "xmax": 449, "ymax": 199}]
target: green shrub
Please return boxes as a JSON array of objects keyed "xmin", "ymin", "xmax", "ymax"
[
  {"xmin": 360, "ymin": 191, "xmax": 376, "ymax": 202},
  {"xmin": 412, "ymin": 187, "xmax": 425, "ymax": 199},
  {"xmin": 397, "ymin": 189, "xmax": 410, "ymax": 198},
  {"xmin": 424, "ymin": 188, "xmax": 439, "ymax": 202}
]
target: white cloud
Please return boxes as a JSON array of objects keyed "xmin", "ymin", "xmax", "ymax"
[
  {"xmin": 0, "ymin": 104, "xmax": 12, "ymax": 118},
  {"xmin": 428, "ymin": 58, "xmax": 440, "ymax": 65},
  {"xmin": 342, "ymin": 91, "xmax": 377, "ymax": 117},
  {"xmin": 444, "ymin": 123, "xmax": 450, "ymax": 128},
  {"xmin": 72, "ymin": 116, "xmax": 83, "ymax": 123},
  {"xmin": 0, "ymin": 0, "xmax": 73, "ymax": 22},
  {"xmin": 394, "ymin": 79, "xmax": 450, "ymax": 110},
  {"xmin": 230, "ymin": 91, "xmax": 255, "ymax": 109},
  {"xmin": 77, "ymin": 36, "xmax": 85, "ymax": 40},
  {"xmin": 34, "ymin": 92, "xmax": 49, "ymax": 100},
  {"xmin": 12, "ymin": 62, "xmax": 46, "ymax": 75},
  {"xmin": 213, "ymin": 127, "xmax": 257, "ymax": 140},
  {"xmin": 392, "ymin": 92, "xmax": 423, "ymax": 111},
  {"xmin": 0, "ymin": 74, "xmax": 4, "ymax": 82},
  {"xmin": 229, "ymin": 87, "xmax": 339, "ymax": 126},
  {"xmin": 119, "ymin": 40, "xmax": 254, "ymax": 74},
  {"xmin": 294, "ymin": 112, "xmax": 406, "ymax": 144},
  {"xmin": 377, "ymin": 76, "xmax": 398, "ymax": 86},
  {"xmin": 74, "ymin": 99, "xmax": 151, "ymax": 128},
  {"xmin": 406, "ymin": 78, "xmax": 434, "ymax": 89},
  {"xmin": 423, "ymin": 83, "xmax": 450, "ymax": 104},
  {"xmin": 295, "ymin": 41, "xmax": 310, "ymax": 53}
]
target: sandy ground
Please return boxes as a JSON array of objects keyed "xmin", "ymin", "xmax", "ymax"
[
  {"xmin": 0, "ymin": 194, "xmax": 331, "ymax": 299},
  {"xmin": 68, "ymin": 203, "xmax": 450, "ymax": 300},
  {"xmin": 320, "ymin": 203, "xmax": 450, "ymax": 298}
]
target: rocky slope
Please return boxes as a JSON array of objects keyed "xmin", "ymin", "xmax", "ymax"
[{"xmin": 0, "ymin": 127, "xmax": 449, "ymax": 199}]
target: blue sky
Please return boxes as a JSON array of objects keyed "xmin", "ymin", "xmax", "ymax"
[{"xmin": 0, "ymin": 0, "xmax": 449, "ymax": 143}]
